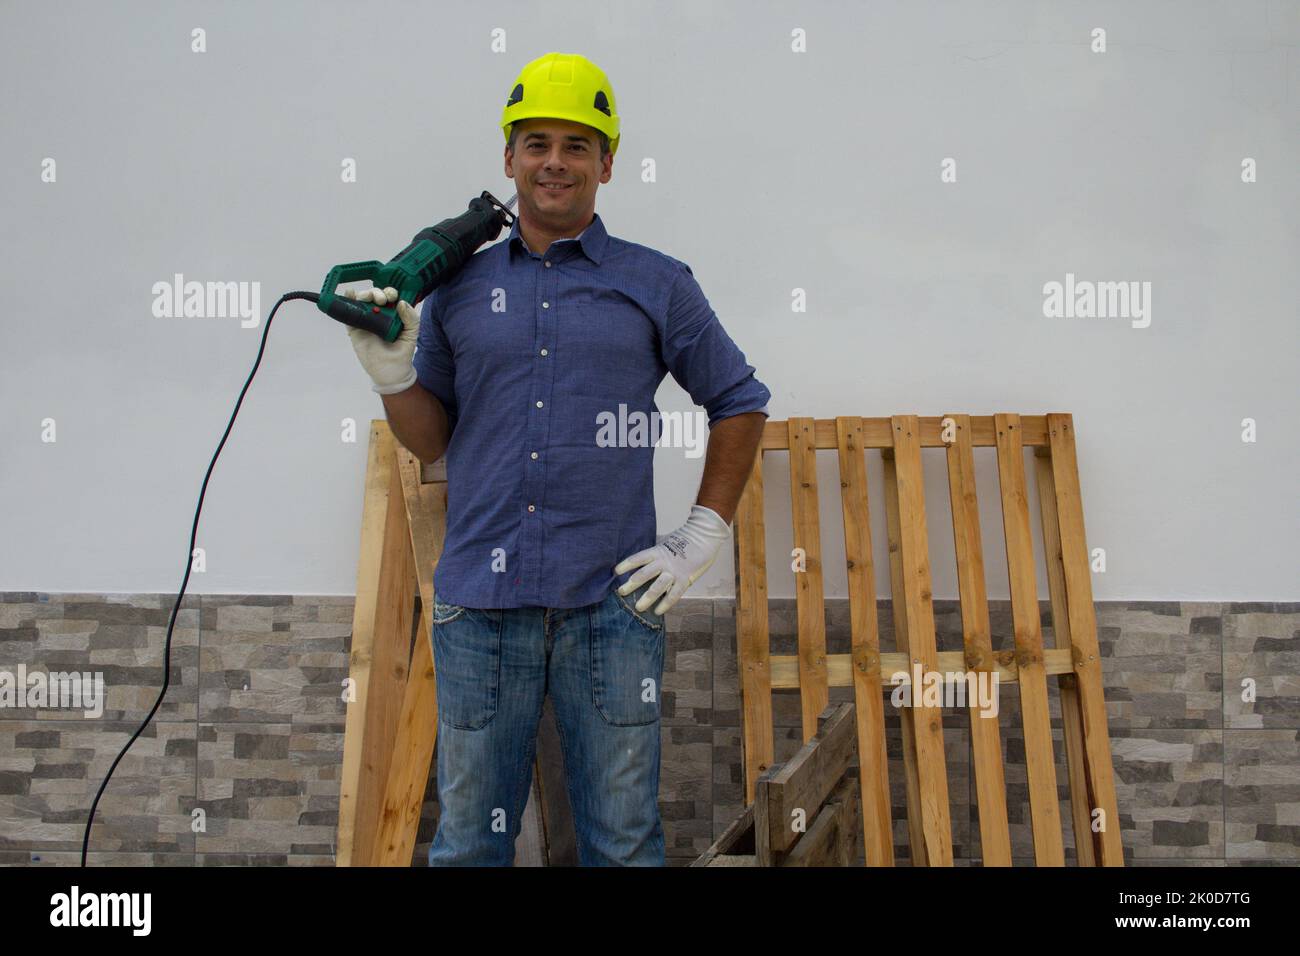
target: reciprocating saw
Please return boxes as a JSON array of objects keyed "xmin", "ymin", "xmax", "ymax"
[{"xmin": 314, "ymin": 189, "xmax": 518, "ymax": 340}]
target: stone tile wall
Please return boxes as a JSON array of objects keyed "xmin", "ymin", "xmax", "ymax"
[{"xmin": 1, "ymin": 593, "xmax": 1295, "ymax": 866}]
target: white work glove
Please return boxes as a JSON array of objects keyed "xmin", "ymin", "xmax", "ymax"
[
  {"xmin": 343, "ymin": 286, "xmax": 419, "ymax": 394},
  {"xmin": 614, "ymin": 505, "xmax": 731, "ymax": 615}
]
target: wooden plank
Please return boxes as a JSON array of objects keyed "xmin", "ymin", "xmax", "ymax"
[
  {"xmin": 755, "ymin": 703, "xmax": 858, "ymax": 859},
  {"xmin": 835, "ymin": 416, "xmax": 894, "ymax": 866},
  {"xmin": 780, "ymin": 801, "xmax": 846, "ymax": 867},
  {"xmin": 369, "ymin": 449, "xmax": 448, "ymax": 865},
  {"xmin": 888, "ymin": 415, "xmax": 954, "ymax": 866},
  {"xmin": 994, "ymin": 413, "xmax": 1065, "ymax": 865},
  {"xmin": 766, "ymin": 648, "xmax": 1076, "ymax": 687},
  {"xmin": 337, "ymin": 423, "xmax": 393, "ymax": 865},
  {"xmin": 754, "ymin": 765, "xmax": 776, "ymax": 866},
  {"xmin": 401, "ymin": 450, "xmax": 441, "ymax": 615},
  {"xmin": 1045, "ymin": 413, "xmax": 1124, "ymax": 866},
  {"xmin": 943, "ymin": 413, "xmax": 1012, "ymax": 866},
  {"xmin": 781, "ymin": 771, "xmax": 861, "ymax": 867},
  {"xmin": 369, "ymin": 604, "xmax": 435, "ymax": 865},
  {"xmin": 337, "ymin": 424, "xmax": 416, "ymax": 866},
  {"xmin": 787, "ymin": 417, "xmax": 830, "ymax": 738},
  {"xmin": 831, "ymin": 768, "xmax": 863, "ymax": 866},
  {"xmin": 733, "ymin": 448, "xmax": 775, "ymax": 804},
  {"xmin": 692, "ymin": 803, "xmax": 755, "ymax": 867},
  {"xmin": 880, "ymin": 445, "xmax": 927, "ymax": 864},
  {"xmin": 1034, "ymin": 445, "xmax": 1096, "ymax": 866},
  {"xmin": 761, "ymin": 416, "xmax": 1052, "ymax": 451}
]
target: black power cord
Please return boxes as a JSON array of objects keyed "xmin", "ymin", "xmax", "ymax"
[{"xmin": 80, "ymin": 290, "xmax": 321, "ymax": 866}]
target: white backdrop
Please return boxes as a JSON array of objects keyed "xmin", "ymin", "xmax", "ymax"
[{"xmin": 2, "ymin": 0, "xmax": 1295, "ymax": 599}]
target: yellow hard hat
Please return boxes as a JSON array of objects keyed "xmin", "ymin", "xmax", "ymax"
[{"xmin": 501, "ymin": 52, "xmax": 620, "ymax": 156}]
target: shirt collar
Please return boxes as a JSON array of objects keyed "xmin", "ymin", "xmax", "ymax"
[{"xmin": 508, "ymin": 211, "xmax": 607, "ymax": 266}]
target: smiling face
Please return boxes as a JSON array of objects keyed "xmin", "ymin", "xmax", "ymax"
[{"xmin": 504, "ymin": 117, "xmax": 613, "ymax": 234}]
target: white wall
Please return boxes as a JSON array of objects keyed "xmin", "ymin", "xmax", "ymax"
[{"xmin": 2, "ymin": 0, "xmax": 1295, "ymax": 599}]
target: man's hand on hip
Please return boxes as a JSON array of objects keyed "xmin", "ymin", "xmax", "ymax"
[{"xmin": 613, "ymin": 505, "xmax": 731, "ymax": 615}]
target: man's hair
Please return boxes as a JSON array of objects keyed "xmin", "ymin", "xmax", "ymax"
[{"xmin": 508, "ymin": 123, "xmax": 611, "ymax": 161}]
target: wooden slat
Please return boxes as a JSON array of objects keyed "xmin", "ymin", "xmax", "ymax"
[
  {"xmin": 761, "ymin": 416, "xmax": 1052, "ymax": 451},
  {"xmin": 733, "ymin": 448, "xmax": 775, "ymax": 804},
  {"xmin": 1045, "ymin": 413, "xmax": 1124, "ymax": 866},
  {"xmin": 880, "ymin": 445, "xmax": 927, "ymax": 864},
  {"xmin": 787, "ymin": 417, "xmax": 830, "ymax": 738},
  {"xmin": 336, "ymin": 423, "xmax": 395, "ymax": 865},
  {"xmin": 781, "ymin": 771, "xmax": 861, "ymax": 867},
  {"xmin": 400, "ymin": 449, "xmax": 443, "ymax": 614},
  {"xmin": 888, "ymin": 414, "xmax": 954, "ymax": 866},
  {"xmin": 691, "ymin": 803, "xmax": 755, "ymax": 866},
  {"xmin": 369, "ymin": 448, "xmax": 449, "ymax": 865},
  {"xmin": 753, "ymin": 766, "xmax": 776, "ymax": 866},
  {"xmin": 994, "ymin": 413, "xmax": 1065, "ymax": 865},
  {"xmin": 338, "ymin": 426, "xmax": 417, "ymax": 865},
  {"xmin": 755, "ymin": 703, "xmax": 857, "ymax": 859},
  {"xmin": 767, "ymin": 648, "xmax": 1077, "ymax": 687},
  {"xmin": 835, "ymin": 416, "xmax": 894, "ymax": 865},
  {"xmin": 944, "ymin": 413, "xmax": 1013, "ymax": 866},
  {"xmin": 1034, "ymin": 445, "xmax": 1096, "ymax": 866},
  {"xmin": 370, "ymin": 603, "xmax": 436, "ymax": 865}
]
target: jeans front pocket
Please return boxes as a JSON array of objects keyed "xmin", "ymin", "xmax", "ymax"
[
  {"xmin": 431, "ymin": 591, "xmax": 467, "ymax": 626},
  {"xmin": 592, "ymin": 582, "xmax": 666, "ymax": 726},
  {"xmin": 431, "ymin": 606, "xmax": 502, "ymax": 731},
  {"xmin": 612, "ymin": 581, "xmax": 666, "ymax": 633}
]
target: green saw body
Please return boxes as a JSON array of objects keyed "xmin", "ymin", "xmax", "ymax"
[{"xmin": 317, "ymin": 191, "xmax": 515, "ymax": 341}]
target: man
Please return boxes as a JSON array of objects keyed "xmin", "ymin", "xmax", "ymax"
[{"xmin": 344, "ymin": 52, "xmax": 770, "ymax": 866}]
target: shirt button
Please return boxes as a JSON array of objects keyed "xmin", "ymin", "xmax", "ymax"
[
  {"xmin": 544, "ymin": 261, "xmax": 552, "ymax": 268},
  {"xmin": 528, "ymin": 504, "xmax": 536, "ymax": 512},
  {"xmin": 535, "ymin": 400, "xmax": 543, "ymax": 408},
  {"xmin": 542, "ymin": 302, "xmax": 549, "ymax": 309},
  {"xmin": 530, "ymin": 451, "xmax": 538, "ymax": 460},
  {"xmin": 539, "ymin": 348, "xmax": 548, "ymax": 356}
]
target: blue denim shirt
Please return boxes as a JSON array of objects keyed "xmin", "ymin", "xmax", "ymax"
[{"xmin": 412, "ymin": 212, "xmax": 771, "ymax": 609}]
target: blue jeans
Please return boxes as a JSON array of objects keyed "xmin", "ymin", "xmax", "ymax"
[{"xmin": 426, "ymin": 580, "xmax": 666, "ymax": 866}]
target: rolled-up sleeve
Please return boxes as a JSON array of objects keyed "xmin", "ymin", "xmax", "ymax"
[
  {"xmin": 412, "ymin": 288, "xmax": 459, "ymax": 435},
  {"xmin": 661, "ymin": 262, "xmax": 772, "ymax": 427}
]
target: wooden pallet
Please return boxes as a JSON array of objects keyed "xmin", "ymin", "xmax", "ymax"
[
  {"xmin": 694, "ymin": 703, "xmax": 861, "ymax": 866},
  {"xmin": 731, "ymin": 413, "xmax": 1123, "ymax": 866},
  {"xmin": 335, "ymin": 421, "xmax": 577, "ymax": 865}
]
